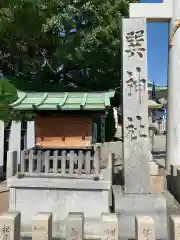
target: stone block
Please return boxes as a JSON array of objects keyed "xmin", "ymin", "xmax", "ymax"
[
  {"xmin": 169, "ymin": 215, "xmax": 180, "ymax": 240},
  {"xmin": 32, "ymin": 212, "xmax": 52, "ymax": 240},
  {"xmin": 101, "ymin": 213, "xmax": 118, "ymax": 240},
  {"xmin": 148, "ymin": 162, "xmax": 159, "ymax": 176},
  {"xmin": 0, "ymin": 211, "xmax": 21, "ymax": 240},
  {"xmin": 150, "ymin": 175, "xmax": 164, "ymax": 193},
  {"xmin": 66, "ymin": 212, "xmax": 84, "ymax": 240},
  {"xmin": 8, "ymin": 176, "xmax": 111, "ymax": 238},
  {"xmin": 113, "ymin": 186, "xmax": 168, "ymax": 239},
  {"xmin": 135, "ymin": 216, "xmax": 155, "ymax": 240},
  {"xmin": 97, "ymin": 141, "xmax": 123, "ymax": 170},
  {"xmin": 124, "ymin": 141, "xmax": 151, "ymax": 194}
]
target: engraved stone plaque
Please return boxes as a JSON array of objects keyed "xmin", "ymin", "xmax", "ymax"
[{"xmin": 122, "ymin": 18, "xmax": 151, "ymax": 194}]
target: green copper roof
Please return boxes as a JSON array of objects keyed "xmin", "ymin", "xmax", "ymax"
[{"xmin": 10, "ymin": 91, "xmax": 115, "ymax": 111}]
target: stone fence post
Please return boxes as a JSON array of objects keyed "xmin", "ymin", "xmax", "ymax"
[
  {"xmin": 101, "ymin": 213, "xmax": 118, "ymax": 240},
  {"xmin": 32, "ymin": 212, "xmax": 52, "ymax": 240},
  {"xmin": 2, "ymin": 212, "xmax": 180, "ymax": 239},
  {"xmin": 102, "ymin": 153, "xmax": 114, "ymax": 182},
  {"xmin": 66, "ymin": 212, "xmax": 84, "ymax": 240},
  {"xmin": 0, "ymin": 211, "xmax": 21, "ymax": 240},
  {"xmin": 169, "ymin": 215, "xmax": 180, "ymax": 240},
  {"xmin": 135, "ymin": 216, "xmax": 155, "ymax": 240}
]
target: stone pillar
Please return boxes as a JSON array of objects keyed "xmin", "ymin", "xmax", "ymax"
[
  {"xmin": 113, "ymin": 108, "xmax": 118, "ymax": 129},
  {"xmin": 6, "ymin": 151, "xmax": 18, "ymax": 179},
  {"xmin": 166, "ymin": 0, "xmax": 180, "ymax": 170},
  {"xmin": 0, "ymin": 211, "xmax": 21, "ymax": 240},
  {"xmin": 101, "ymin": 213, "xmax": 118, "ymax": 240},
  {"xmin": 122, "ymin": 18, "xmax": 151, "ymax": 194},
  {"xmin": 8, "ymin": 121, "xmax": 21, "ymax": 164},
  {"xmin": 66, "ymin": 212, "xmax": 84, "ymax": 240},
  {"xmin": 169, "ymin": 215, "xmax": 180, "ymax": 240},
  {"xmin": 112, "ymin": 18, "xmax": 167, "ymax": 240},
  {"xmin": 32, "ymin": 212, "xmax": 52, "ymax": 240},
  {"xmin": 0, "ymin": 120, "xmax": 4, "ymax": 175},
  {"xmin": 135, "ymin": 216, "xmax": 155, "ymax": 240},
  {"xmin": 26, "ymin": 121, "xmax": 35, "ymax": 149}
]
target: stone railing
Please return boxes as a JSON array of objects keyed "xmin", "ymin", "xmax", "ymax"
[
  {"xmin": 149, "ymin": 120, "xmax": 166, "ymax": 135},
  {"xmin": 158, "ymin": 120, "xmax": 166, "ymax": 134},
  {"xmin": 0, "ymin": 211, "xmax": 179, "ymax": 240},
  {"xmin": 7, "ymin": 149, "xmax": 101, "ymax": 180}
]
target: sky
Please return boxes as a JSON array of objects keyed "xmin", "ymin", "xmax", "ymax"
[{"xmin": 140, "ymin": 0, "xmax": 168, "ymax": 86}]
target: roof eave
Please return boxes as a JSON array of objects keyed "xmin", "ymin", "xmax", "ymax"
[
  {"xmin": 10, "ymin": 90, "xmax": 115, "ymax": 112},
  {"xmin": 12, "ymin": 107, "xmax": 109, "ymax": 111}
]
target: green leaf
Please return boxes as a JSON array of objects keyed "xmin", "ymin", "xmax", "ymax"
[{"xmin": 0, "ymin": 0, "xmax": 137, "ymax": 100}]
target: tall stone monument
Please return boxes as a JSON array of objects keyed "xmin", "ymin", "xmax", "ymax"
[
  {"xmin": 130, "ymin": 0, "xmax": 180, "ymax": 171},
  {"xmin": 113, "ymin": 18, "xmax": 168, "ymax": 240},
  {"xmin": 122, "ymin": 18, "xmax": 151, "ymax": 195}
]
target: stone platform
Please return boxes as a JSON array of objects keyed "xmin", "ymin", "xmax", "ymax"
[
  {"xmin": 113, "ymin": 186, "xmax": 168, "ymax": 240},
  {"xmin": 7, "ymin": 176, "xmax": 112, "ymax": 238}
]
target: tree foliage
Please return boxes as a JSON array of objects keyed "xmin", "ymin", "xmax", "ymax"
[{"xmin": 0, "ymin": 0, "xmax": 137, "ymax": 92}]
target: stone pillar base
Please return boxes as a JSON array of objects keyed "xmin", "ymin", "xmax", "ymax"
[
  {"xmin": 112, "ymin": 186, "xmax": 168, "ymax": 240},
  {"xmin": 8, "ymin": 176, "xmax": 111, "ymax": 238}
]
